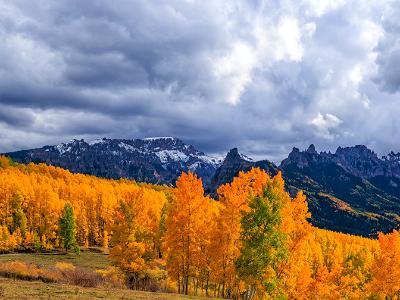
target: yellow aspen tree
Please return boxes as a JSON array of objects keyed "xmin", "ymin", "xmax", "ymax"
[
  {"xmin": 164, "ymin": 172, "xmax": 206, "ymax": 295},
  {"xmin": 211, "ymin": 168, "xmax": 270, "ymax": 297},
  {"xmin": 369, "ymin": 230, "xmax": 400, "ymax": 298}
]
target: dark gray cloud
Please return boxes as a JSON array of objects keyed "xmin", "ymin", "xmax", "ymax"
[{"xmin": 0, "ymin": 0, "xmax": 399, "ymax": 162}]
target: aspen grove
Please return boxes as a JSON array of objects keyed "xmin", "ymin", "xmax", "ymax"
[{"xmin": 0, "ymin": 156, "xmax": 399, "ymax": 299}]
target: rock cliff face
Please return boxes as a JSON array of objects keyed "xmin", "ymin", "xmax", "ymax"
[{"xmin": 207, "ymin": 148, "xmax": 278, "ymax": 194}]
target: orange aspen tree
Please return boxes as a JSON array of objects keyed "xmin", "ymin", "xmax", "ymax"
[
  {"xmin": 280, "ymin": 191, "xmax": 313, "ymax": 299},
  {"xmin": 211, "ymin": 168, "xmax": 270, "ymax": 297},
  {"xmin": 164, "ymin": 172, "xmax": 208, "ymax": 295},
  {"xmin": 369, "ymin": 230, "xmax": 400, "ymax": 298}
]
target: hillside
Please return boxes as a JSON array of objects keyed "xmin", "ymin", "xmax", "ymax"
[{"xmin": 5, "ymin": 138, "xmax": 400, "ymax": 236}]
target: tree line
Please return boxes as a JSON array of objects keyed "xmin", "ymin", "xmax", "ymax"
[{"xmin": 0, "ymin": 156, "xmax": 398, "ymax": 298}]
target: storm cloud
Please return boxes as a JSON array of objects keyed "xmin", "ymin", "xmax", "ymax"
[{"xmin": 0, "ymin": 0, "xmax": 400, "ymax": 162}]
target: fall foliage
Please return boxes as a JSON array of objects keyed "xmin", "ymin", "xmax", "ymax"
[
  {"xmin": 0, "ymin": 155, "xmax": 168, "ymax": 252},
  {"xmin": 0, "ymin": 155, "xmax": 399, "ymax": 298}
]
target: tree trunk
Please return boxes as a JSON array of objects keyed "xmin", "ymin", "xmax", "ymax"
[
  {"xmin": 205, "ymin": 273, "xmax": 209, "ymax": 297},
  {"xmin": 177, "ymin": 272, "xmax": 180, "ymax": 294},
  {"xmin": 245, "ymin": 285, "xmax": 256, "ymax": 300}
]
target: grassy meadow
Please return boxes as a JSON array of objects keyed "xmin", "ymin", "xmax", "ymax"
[
  {"xmin": 0, "ymin": 250, "xmax": 211, "ymax": 299},
  {"xmin": 0, "ymin": 249, "xmax": 110, "ymax": 271},
  {"xmin": 0, "ymin": 277, "xmax": 208, "ymax": 300}
]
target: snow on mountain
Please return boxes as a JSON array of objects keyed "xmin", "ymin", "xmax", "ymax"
[
  {"xmin": 9, "ymin": 137, "xmax": 222, "ymax": 186},
  {"xmin": 88, "ymin": 138, "xmax": 108, "ymax": 146},
  {"xmin": 240, "ymin": 153, "xmax": 254, "ymax": 162},
  {"xmin": 142, "ymin": 137, "xmax": 176, "ymax": 141},
  {"xmin": 55, "ymin": 142, "xmax": 74, "ymax": 155},
  {"xmin": 53, "ymin": 137, "xmax": 222, "ymax": 168},
  {"xmin": 155, "ymin": 149, "xmax": 189, "ymax": 163}
]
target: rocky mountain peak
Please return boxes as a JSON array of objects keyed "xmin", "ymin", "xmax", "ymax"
[
  {"xmin": 141, "ymin": 137, "xmax": 187, "ymax": 150},
  {"xmin": 306, "ymin": 144, "xmax": 318, "ymax": 155},
  {"xmin": 333, "ymin": 145, "xmax": 384, "ymax": 178},
  {"xmin": 225, "ymin": 148, "xmax": 240, "ymax": 159},
  {"xmin": 208, "ymin": 148, "xmax": 277, "ymax": 195},
  {"xmin": 224, "ymin": 148, "xmax": 253, "ymax": 163},
  {"xmin": 281, "ymin": 144, "xmax": 393, "ymax": 179},
  {"xmin": 280, "ymin": 146, "xmax": 314, "ymax": 169},
  {"xmin": 335, "ymin": 145, "xmax": 378, "ymax": 160},
  {"xmin": 383, "ymin": 151, "xmax": 400, "ymax": 163}
]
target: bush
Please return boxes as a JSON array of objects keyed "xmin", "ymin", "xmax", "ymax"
[
  {"xmin": 125, "ymin": 267, "xmax": 168, "ymax": 292},
  {"xmin": 96, "ymin": 267, "xmax": 126, "ymax": 288},
  {"xmin": 55, "ymin": 262, "xmax": 75, "ymax": 271},
  {"xmin": 0, "ymin": 261, "xmax": 59, "ymax": 282},
  {"xmin": 59, "ymin": 267, "xmax": 107, "ymax": 287},
  {"xmin": 0, "ymin": 261, "xmax": 125, "ymax": 289}
]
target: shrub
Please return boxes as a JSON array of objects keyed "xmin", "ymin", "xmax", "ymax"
[
  {"xmin": 0, "ymin": 261, "xmax": 125, "ymax": 289},
  {"xmin": 0, "ymin": 261, "xmax": 58, "ymax": 282},
  {"xmin": 59, "ymin": 267, "xmax": 107, "ymax": 287},
  {"xmin": 96, "ymin": 267, "xmax": 126, "ymax": 288},
  {"xmin": 55, "ymin": 262, "xmax": 75, "ymax": 271}
]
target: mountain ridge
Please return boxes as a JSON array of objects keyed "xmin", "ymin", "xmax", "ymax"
[
  {"xmin": 4, "ymin": 137, "xmax": 400, "ymax": 236},
  {"xmin": 5, "ymin": 137, "xmax": 221, "ymax": 186}
]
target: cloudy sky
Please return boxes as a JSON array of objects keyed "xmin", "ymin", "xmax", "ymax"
[{"xmin": 1, "ymin": 0, "xmax": 400, "ymax": 162}]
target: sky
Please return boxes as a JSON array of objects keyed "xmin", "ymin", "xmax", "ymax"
[{"xmin": 0, "ymin": 0, "xmax": 400, "ymax": 162}]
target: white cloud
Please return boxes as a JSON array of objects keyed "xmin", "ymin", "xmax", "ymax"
[
  {"xmin": 213, "ymin": 41, "xmax": 256, "ymax": 105},
  {"xmin": 310, "ymin": 113, "xmax": 343, "ymax": 140},
  {"xmin": 276, "ymin": 17, "xmax": 304, "ymax": 62},
  {"xmin": 303, "ymin": 0, "xmax": 346, "ymax": 17}
]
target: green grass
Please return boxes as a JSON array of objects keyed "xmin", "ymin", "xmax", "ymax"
[
  {"xmin": 0, "ymin": 249, "xmax": 110, "ymax": 271},
  {"xmin": 0, "ymin": 277, "xmax": 208, "ymax": 299}
]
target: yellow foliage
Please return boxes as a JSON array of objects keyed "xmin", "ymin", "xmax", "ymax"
[
  {"xmin": 55, "ymin": 262, "xmax": 75, "ymax": 271},
  {"xmin": 1, "ymin": 157, "xmax": 400, "ymax": 298},
  {"xmin": 0, "ymin": 156, "xmax": 168, "ymax": 251}
]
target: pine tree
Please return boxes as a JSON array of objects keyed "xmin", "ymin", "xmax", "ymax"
[{"xmin": 59, "ymin": 202, "xmax": 78, "ymax": 253}]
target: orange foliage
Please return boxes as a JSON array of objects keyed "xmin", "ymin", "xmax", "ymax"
[
  {"xmin": 369, "ymin": 230, "xmax": 400, "ymax": 298},
  {"xmin": 1, "ymin": 157, "xmax": 400, "ymax": 298},
  {"xmin": 164, "ymin": 172, "xmax": 218, "ymax": 295},
  {"xmin": 0, "ymin": 157, "xmax": 168, "ymax": 252},
  {"xmin": 109, "ymin": 186, "xmax": 166, "ymax": 274},
  {"xmin": 210, "ymin": 168, "xmax": 270, "ymax": 296}
]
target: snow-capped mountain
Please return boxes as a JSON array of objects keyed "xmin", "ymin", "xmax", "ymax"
[{"xmin": 5, "ymin": 137, "xmax": 221, "ymax": 186}]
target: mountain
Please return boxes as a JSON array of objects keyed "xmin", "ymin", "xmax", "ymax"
[
  {"xmin": 207, "ymin": 148, "xmax": 279, "ymax": 194},
  {"xmin": 5, "ymin": 138, "xmax": 400, "ymax": 236},
  {"xmin": 4, "ymin": 137, "xmax": 221, "ymax": 186},
  {"xmin": 208, "ymin": 144, "xmax": 400, "ymax": 236},
  {"xmin": 279, "ymin": 145, "xmax": 400, "ymax": 236}
]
